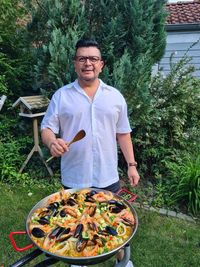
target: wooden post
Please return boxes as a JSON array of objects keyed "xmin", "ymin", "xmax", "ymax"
[
  {"xmin": 19, "ymin": 114, "xmax": 53, "ymax": 176},
  {"xmin": 12, "ymin": 96, "xmax": 53, "ymax": 176},
  {"xmin": 0, "ymin": 95, "xmax": 7, "ymax": 111}
]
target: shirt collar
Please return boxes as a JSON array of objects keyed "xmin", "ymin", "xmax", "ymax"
[{"xmin": 73, "ymin": 79, "xmax": 111, "ymax": 92}]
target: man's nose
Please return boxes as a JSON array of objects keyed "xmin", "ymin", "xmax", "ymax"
[{"xmin": 84, "ymin": 58, "xmax": 92, "ymax": 64}]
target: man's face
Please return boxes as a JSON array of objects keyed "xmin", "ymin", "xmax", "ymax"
[{"xmin": 74, "ymin": 47, "xmax": 104, "ymax": 83}]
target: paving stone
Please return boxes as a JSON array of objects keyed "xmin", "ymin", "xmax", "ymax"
[
  {"xmin": 176, "ymin": 213, "xmax": 195, "ymax": 222},
  {"xmin": 143, "ymin": 204, "xmax": 150, "ymax": 210},
  {"xmin": 158, "ymin": 208, "xmax": 167, "ymax": 215},
  {"xmin": 149, "ymin": 206, "xmax": 158, "ymax": 212},
  {"xmin": 167, "ymin": 210, "xmax": 177, "ymax": 217}
]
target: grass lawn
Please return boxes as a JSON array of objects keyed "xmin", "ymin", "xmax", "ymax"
[{"xmin": 1, "ymin": 182, "xmax": 200, "ymax": 267}]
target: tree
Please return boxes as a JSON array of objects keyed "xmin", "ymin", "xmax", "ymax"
[
  {"xmin": 24, "ymin": 0, "xmax": 167, "ymax": 102},
  {"xmin": 0, "ymin": 0, "xmax": 33, "ymax": 99}
]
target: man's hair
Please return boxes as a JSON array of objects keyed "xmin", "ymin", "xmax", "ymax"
[{"xmin": 75, "ymin": 39, "xmax": 101, "ymax": 53}]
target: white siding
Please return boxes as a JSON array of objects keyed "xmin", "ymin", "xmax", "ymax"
[{"xmin": 158, "ymin": 31, "xmax": 200, "ymax": 77}]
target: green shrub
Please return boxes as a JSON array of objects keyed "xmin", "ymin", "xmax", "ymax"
[
  {"xmin": 166, "ymin": 154, "xmax": 200, "ymax": 216},
  {"xmin": 0, "ymin": 136, "xmax": 29, "ymax": 184},
  {"xmin": 131, "ymin": 54, "xmax": 200, "ymax": 180}
]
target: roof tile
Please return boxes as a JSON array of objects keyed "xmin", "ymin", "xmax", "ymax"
[{"xmin": 166, "ymin": 1, "xmax": 200, "ymax": 24}]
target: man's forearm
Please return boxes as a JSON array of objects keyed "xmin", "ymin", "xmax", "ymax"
[
  {"xmin": 116, "ymin": 133, "xmax": 136, "ymax": 164},
  {"xmin": 41, "ymin": 128, "xmax": 57, "ymax": 149}
]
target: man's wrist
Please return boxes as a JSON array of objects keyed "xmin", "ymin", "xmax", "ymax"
[
  {"xmin": 48, "ymin": 139, "xmax": 56, "ymax": 150},
  {"xmin": 128, "ymin": 161, "xmax": 138, "ymax": 167}
]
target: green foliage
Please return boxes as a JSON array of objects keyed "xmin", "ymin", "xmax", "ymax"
[
  {"xmin": 0, "ymin": 75, "xmax": 9, "ymax": 95},
  {"xmin": 0, "ymin": 0, "xmax": 34, "ymax": 99},
  {"xmin": 24, "ymin": 0, "xmax": 87, "ymax": 95},
  {"xmin": 132, "ymin": 54, "xmax": 200, "ymax": 180},
  {"xmin": 24, "ymin": 0, "xmax": 167, "ymax": 98},
  {"xmin": 166, "ymin": 154, "xmax": 200, "ymax": 216},
  {"xmin": 0, "ymin": 136, "xmax": 29, "ymax": 184}
]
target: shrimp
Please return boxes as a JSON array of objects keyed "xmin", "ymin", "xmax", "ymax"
[{"xmin": 92, "ymin": 191, "xmax": 113, "ymax": 202}]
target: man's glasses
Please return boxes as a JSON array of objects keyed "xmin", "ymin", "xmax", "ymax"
[{"xmin": 75, "ymin": 56, "xmax": 101, "ymax": 64}]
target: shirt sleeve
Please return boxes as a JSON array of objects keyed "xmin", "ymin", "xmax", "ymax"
[
  {"xmin": 116, "ymin": 95, "xmax": 132, "ymax": 134},
  {"xmin": 41, "ymin": 93, "xmax": 60, "ymax": 134}
]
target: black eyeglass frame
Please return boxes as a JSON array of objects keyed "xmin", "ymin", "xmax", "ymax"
[{"xmin": 74, "ymin": 56, "xmax": 102, "ymax": 64}]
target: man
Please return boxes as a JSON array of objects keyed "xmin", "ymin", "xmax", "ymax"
[{"xmin": 41, "ymin": 39, "xmax": 140, "ymax": 267}]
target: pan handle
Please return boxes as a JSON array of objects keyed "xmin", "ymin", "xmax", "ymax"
[
  {"xmin": 9, "ymin": 231, "xmax": 34, "ymax": 252},
  {"xmin": 116, "ymin": 188, "xmax": 137, "ymax": 203}
]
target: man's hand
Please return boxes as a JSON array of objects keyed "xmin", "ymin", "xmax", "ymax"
[
  {"xmin": 127, "ymin": 167, "xmax": 140, "ymax": 186},
  {"xmin": 49, "ymin": 138, "xmax": 69, "ymax": 157}
]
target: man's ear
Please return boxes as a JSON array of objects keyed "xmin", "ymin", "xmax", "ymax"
[{"xmin": 100, "ymin": 60, "xmax": 104, "ymax": 71}]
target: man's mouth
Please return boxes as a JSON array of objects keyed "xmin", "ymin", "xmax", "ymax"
[{"xmin": 82, "ymin": 69, "xmax": 93, "ymax": 72}]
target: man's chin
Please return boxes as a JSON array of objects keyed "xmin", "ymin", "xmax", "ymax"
[{"xmin": 81, "ymin": 76, "xmax": 96, "ymax": 82}]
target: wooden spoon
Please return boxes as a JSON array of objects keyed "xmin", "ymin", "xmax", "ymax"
[{"xmin": 46, "ymin": 130, "xmax": 86, "ymax": 162}]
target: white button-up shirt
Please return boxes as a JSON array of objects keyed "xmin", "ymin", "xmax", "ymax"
[{"xmin": 41, "ymin": 79, "xmax": 131, "ymax": 188}]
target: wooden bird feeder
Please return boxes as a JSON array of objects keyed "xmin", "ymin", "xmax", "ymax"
[
  {"xmin": 0, "ymin": 95, "xmax": 7, "ymax": 112},
  {"xmin": 12, "ymin": 95, "xmax": 53, "ymax": 176}
]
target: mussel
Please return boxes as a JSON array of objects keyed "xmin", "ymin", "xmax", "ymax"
[
  {"xmin": 56, "ymin": 228, "xmax": 72, "ymax": 242},
  {"xmin": 108, "ymin": 200, "xmax": 126, "ymax": 210},
  {"xmin": 49, "ymin": 227, "xmax": 65, "ymax": 239},
  {"xmin": 60, "ymin": 209, "xmax": 67, "ymax": 217},
  {"xmin": 99, "ymin": 226, "xmax": 117, "ymax": 236},
  {"xmin": 86, "ymin": 190, "xmax": 97, "ymax": 197},
  {"xmin": 37, "ymin": 216, "xmax": 50, "ymax": 225},
  {"xmin": 66, "ymin": 198, "xmax": 77, "ymax": 206},
  {"xmin": 76, "ymin": 237, "xmax": 88, "ymax": 252},
  {"xmin": 74, "ymin": 224, "xmax": 83, "ymax": 238},
  {"xmin": 47, "ymin": 202, "xmax": 59, "ymax": 210},
  {"xmin": 31, "ymin": 227, "xmax": 46, "ymax": 238},
  {"xmin": 85, "ymin": 195, "xmax": 96, "ymax": 203},
  {"xmin": 109, "ymin": 206, "xmax": 122, "ymax": 213},
  {"xmin": 105, "ymin": 226, "xmax": 117, "ymax": 236}
]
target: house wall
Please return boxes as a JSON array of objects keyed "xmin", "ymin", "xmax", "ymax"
[{"xmin": 158, "ymin": 31, "xmax": 200, "ymax": 77}]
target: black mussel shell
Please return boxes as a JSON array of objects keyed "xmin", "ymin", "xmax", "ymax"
[
  {"xmin": 55, "ymin": 227, "xmax": 71, "ymax": 242},
  {"xmin": 60, "ymin": 209, "xmax": 67, "ymax": 217},
  {"xmin": 47, "ymin": 202, "xmax": 59, "ymax": 211},
  {"xmin": 115, "ymin": 201, "xmax": 126, "ymax": 210},
  {"xmin": 105, "ymin": 226, "xmax": 117, "ymax": 236},
  {"xmin": 86, "ymin": 190, "xmax": 97, "ymax": 197},
  {"xmin": 85, "ymin": 195, "xmax": 96, "ymax": 203},
  {"xmin": 76, "ymin": 237, "xmax": 88, "ymax": 252},
  {"xmin": 108, "ymin": 200, "xmax": 126, "ymax": 210},
  {"xmin": 49, "ymin": 227, "xmax": 65, "ymax": 239},
  {"xmin": 74, "ymin": 224, "xmax": 83, "ymax": 238},
  {"xmin": 109, "ymin": 206, "xmax": 122, "ymax": 213},
  {"xmin": 66, "ymin": 198, "xmax": 77, "ymax": 206},
  {"xmin": 31, "ymin": 227, "xmax": 45, "ymax": 238},
  {"xmin": 38, "ymin": 216, "xmax": 50, "ymax": 225},
  {"xmin": 60, "ymin": 199, "xmax": 67, "ymax": 206}
]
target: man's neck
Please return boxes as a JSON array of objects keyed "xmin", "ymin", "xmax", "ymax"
[{"xmin": 78, "ymin": 78, "xmax": 100, "ymax": 99}]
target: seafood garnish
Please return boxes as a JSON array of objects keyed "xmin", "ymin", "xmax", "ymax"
[{"xmin": 29, "ymin": 189, "xmax": 135, "ymax": 257}]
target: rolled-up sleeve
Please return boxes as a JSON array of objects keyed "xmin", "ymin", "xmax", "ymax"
[
  {"xmin": 41, "ymin": 94, "xmax": 60, "ymax": 134},
  {"xmin": 116, "ymin": 96, "xmax": 131, "ymax": 134}
]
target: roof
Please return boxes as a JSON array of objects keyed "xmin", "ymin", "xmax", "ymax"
[
  {"xmin": 166, "ymin": 1, "xmax": 200, "ymax": 25},
  {"xmin": 12, "ymin": 95, "xmax": 50, "ymax": 110}
]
